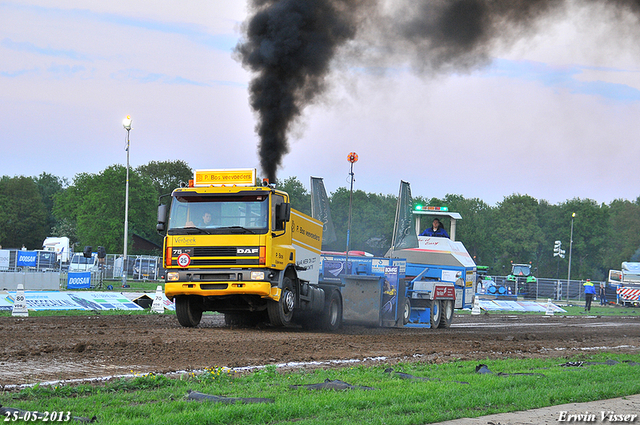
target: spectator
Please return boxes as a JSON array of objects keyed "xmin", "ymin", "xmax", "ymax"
[
  {"xmin": 599, "ymin": 282, "xmax": 607, "ymax": 306},
  {"xmin": 420, "ymin": 218, "xmax": 450, "ymax": 238}
]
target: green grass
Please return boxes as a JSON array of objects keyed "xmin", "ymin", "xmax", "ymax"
[
  {"xmin": 2, "ymin": 354, "xmax": 640, "ymax": 424},
  {"xmin": 560, "ymin": 304, "xmax": 639, "ymax": 316},
  {"xmin": 79, "ymin": 279, "xmax": 161, "ymax": 292}
]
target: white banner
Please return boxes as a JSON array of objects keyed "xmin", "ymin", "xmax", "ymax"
[
  {"xmin": 0, "ymin": 249, "xmax": 9, "ymax": 270},
  {"xmin": 0, "ymin": 291, "xmax": 154, "ymax": 311}
]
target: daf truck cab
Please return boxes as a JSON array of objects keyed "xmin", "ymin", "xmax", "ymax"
[{"xmin": 157, "ymin": 169, "xmax": 329, "ymax": 329}]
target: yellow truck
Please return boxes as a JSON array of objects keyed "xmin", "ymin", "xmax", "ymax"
[{"xmin": 156, "ymin": 169, "xmax": 337, "ymax": 329}]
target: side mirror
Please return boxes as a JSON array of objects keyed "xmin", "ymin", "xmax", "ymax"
[
  {"xmin": 276, "ymin": 203, "xmax": 291, "ymax": 223},
  {"xmin": 273, "ymin": 203, "xmax": 290, "ymax": 233},
  {"xmin": 157, "ymin": 204, "xmax": 167, "ymax": 233}
]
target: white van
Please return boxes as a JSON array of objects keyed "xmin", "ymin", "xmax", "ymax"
[
  {"xmin": 68, "ymin": 252, "xmax": 99, "ymax": 272},
  {"xmin": 42, "ymin": 237, "xmax": 71, "ymax": 263}
]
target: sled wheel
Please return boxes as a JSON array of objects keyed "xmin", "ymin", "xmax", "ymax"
[
  {"xmin": 438, "ymin": 300, "xmax": 454, "ymax": 328},
  {"xmin": 429, "ymin": 300, "xmax": 441, "ymax": 329},
  {"xmin": 402, "ymin": 298, "xmax": 411, "ymax": 325}
]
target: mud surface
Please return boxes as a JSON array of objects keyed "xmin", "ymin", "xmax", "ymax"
[{"xmin": 2, "ymin": 313, "xmax": 640, "ymax": 387}]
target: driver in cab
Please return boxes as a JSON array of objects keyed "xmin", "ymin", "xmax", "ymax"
[
  {"xmin": 186, "ymin": 211, "xmax": 212, "ymax": 228},
  {"xmin": 420, "ymin": 218, "xmax": 450, "ymax": 238}
]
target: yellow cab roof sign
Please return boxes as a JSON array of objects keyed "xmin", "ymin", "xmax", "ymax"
[{"xmin": 194, "ymin": 169, "xmax": 256, "ymax": 187}]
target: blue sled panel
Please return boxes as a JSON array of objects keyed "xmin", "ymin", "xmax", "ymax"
[{"xmin": 404, "ymin": 307, "xmax": 432, "ymax": 328}]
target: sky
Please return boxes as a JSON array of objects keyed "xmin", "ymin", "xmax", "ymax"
[{"xmin": 2, "ymin": 1, "xmax": 640, "ymax": 207}]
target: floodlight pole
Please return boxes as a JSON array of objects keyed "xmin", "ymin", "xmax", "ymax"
[
  {"xmin": 567, "ymin": 212, "xmax": 575, "ymax": 301},
  {"xmin": 345, "ymin": 152, "xmax": 358, "ymax": 272},
  {"xmin": 122, "ymin": 116, "xmax": 132, "ymax": 288}
]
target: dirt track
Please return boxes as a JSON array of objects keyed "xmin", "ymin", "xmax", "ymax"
[{"xmin": 1, "ymin": 312, "xmax": 640, "ymax": 388}]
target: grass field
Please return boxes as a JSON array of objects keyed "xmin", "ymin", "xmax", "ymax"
[
  {"xmin": 1, "ymin": 354, "xmax": 639, "ymax": 424},
  {"xmin": 2, "ymin": 302, "xmax": 640, "ymax": 423}
]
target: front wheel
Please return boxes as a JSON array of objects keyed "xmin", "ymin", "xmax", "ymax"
[
  {"xmin": 438, "ymin": 300, "xmax": 454, "ymax": 328},
  {"xmin": 175, "ymin": 295, "xmax": 202, "ymax": 328},
  {"xmin": 429, "ymin": 299, "xmax": 441, "ymax": 329},
  {"xmin": 268, "ymin": 277, "xmax": 295, "ymax": 327}
]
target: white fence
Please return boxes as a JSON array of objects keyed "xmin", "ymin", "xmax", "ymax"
[
  {"xmin": 479, "ymin": 275, "xmax": 618, "ymax": 303},
  {"xmin": 0, "ymin": 249, "xmax": 162, "ymax": 290},
  {"xmin": 98, "ymin": 254, "xmax": 162, "ymax": 282}
]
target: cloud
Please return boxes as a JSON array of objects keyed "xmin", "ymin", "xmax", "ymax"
[
  {"xmin": 1, "ymin": 38, "xmax": 90, "ymax": 61},
  {"xmin": 109, "ymin": 68, "xmax": 244, "ymax": 87},
  {"xmin": 1, "ymin": 2, "xmax": 238, "ymax": 52},
  {"xmin": 46, "ymin": 63, "xmax": 89, "ymax": 79},
  {"xmin": 488, "ymin": 58, "xmax": 640, "ymax": 102},
  {"xmin": 0, "ymin": 67, "xmax": 38, "ymax": 78}
]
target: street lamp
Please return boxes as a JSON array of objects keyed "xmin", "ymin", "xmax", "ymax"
[
  {"xmin": 122, "ymin": 115, "xmax": 132, "ymax": 288},
  {"xmin": 345, "ymin": 152, "xmax": 358, "ymax": 271},
  {"xmin": 567, "ymin": 212, "xmax": 575, "ymax": 299}
]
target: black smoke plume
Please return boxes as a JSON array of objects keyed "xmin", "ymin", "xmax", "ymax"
[
  {"xmin": 236, "ymin": 0, "xmax": 365, "ymax": 182},
  {"xmin": 237, "ymin": 0, "xmax": 640, "ymax": 181}
]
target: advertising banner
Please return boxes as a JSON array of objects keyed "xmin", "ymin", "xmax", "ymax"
[
  {"xmin": 17, "ymin": 251, "xmax": 37, "ymax": 267},
  {"xmin": 68, "ymin": 292, "xmax": 145, "ymax": 310},
  {"xmin": 0, "ymin": 250, "xmax": 9, "ymax": 270},
  {"xmin": 67, "ymin": 271, "xmax": 91, "ymax": 289},
  {"xmin": 0, "ymin": 291, "xmax": 146, "ymax": 311},
  {"xmin": 381, "ymin": 266, "xmax": 399, "ymax": 322}
]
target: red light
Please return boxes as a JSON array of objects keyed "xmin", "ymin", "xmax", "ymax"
[{"xmin": 347, "ymin": 152, "xmax": 358, "ymax": 163}]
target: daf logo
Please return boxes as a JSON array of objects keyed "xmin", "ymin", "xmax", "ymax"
[{"xmin": 237, "ymin": 248, "xmax": 259, "ymax": 254}]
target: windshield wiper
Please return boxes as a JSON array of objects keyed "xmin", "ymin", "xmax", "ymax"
[
  {"xmin": 168, "ymin": 226, "xmax": 259, "ymax": 235},
  {"xmin": 168, "ymin": 227, "xmax": 210, "ymax": 235},
  {"xmin": 215, "ymin": 226, "xmax": 256, "ymax": 234}
]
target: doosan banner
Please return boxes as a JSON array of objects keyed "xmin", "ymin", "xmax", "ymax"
[
  {"xmin": 67, "ymin": 272, "xmax": 91, "ymax": 289},
  {"xmin": 17, "ymin": 251, "xmax": 37, "ymax": 267}
]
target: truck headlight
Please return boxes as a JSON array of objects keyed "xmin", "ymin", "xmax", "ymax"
[
  {"xmin": 167, "ymin": 272, "xmax": 180, "ymax": 281},
  {"xmin": 251, "ymin": 271, "xmax": 265, "ymax": 280}
]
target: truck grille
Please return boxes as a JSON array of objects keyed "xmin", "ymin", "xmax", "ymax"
[
  {"xmin": 170, "ymin": 246, "xmax": 261, "ymax": 268},
  {"xmin": 191, "ymin": 259, "xmax": 260, "ymax": 266},
  {"xmin": 194, "ymin": 247, "xmax": 237, "ymax": 256}
]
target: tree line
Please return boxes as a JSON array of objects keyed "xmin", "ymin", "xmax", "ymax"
[
  {"xmin": 1, "ymin": 162, "xmax": 638, "ymax": 281},
  {"xmin": 0, "ymin": 160, "xmax": 192, "ymax": 256},
  {"xmin": 280, "ymin": 178, "xmax": 640, "ymax": 281}
]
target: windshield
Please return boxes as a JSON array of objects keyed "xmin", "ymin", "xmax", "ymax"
[
  {"xmin": 71, "ymin": 254, "xmax": 95, "ymax": 265},
  {"xmin": 167, "ymin": 194, "xmax": 269, "ymax": 235},
  {"xmin": 511, "ymin": 265, "xmax": 531, "ymax": 276}
]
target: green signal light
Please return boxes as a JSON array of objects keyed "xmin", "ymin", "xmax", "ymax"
[{"xmin": 414, "ymin": 205, "xmax": 449, "ymax": 211}]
